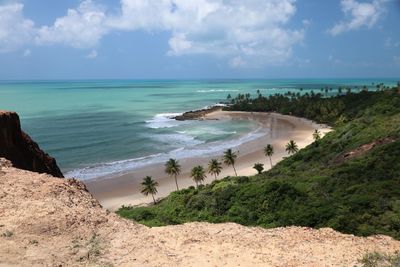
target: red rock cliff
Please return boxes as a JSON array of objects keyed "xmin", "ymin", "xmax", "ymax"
[{"xmin": 0, "ymin": 110, "xmax": 63, "ymax": 177}]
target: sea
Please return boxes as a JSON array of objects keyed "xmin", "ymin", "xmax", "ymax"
[{"xmin": 0, "ymin": 78, "xmax": 398, "ymax": 180}]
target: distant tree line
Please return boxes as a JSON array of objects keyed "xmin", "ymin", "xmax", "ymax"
[{"xmin": 224, "ymin": 84, "xmax": 398, "ymax": 125}]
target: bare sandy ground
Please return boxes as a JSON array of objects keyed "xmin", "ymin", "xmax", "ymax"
[
  {"xmin": 1, "ymin": 159, "xmax": 399, "ymax": 267},
  {"xmin": 85, "ymin": 111, "xmax": 331, "ymax": 211}
]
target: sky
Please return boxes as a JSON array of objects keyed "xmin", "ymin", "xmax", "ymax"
[{"xmin": 0, "ymin": 0, "xmax": 399, "ymax": 79}]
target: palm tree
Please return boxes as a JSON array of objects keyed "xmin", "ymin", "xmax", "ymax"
[
  {"xmin": 140, "ymin": 176, "xmax": 159, "ymax": 204},
  {"xmin": 264, "ymin": 144, "xmax": 274, "ymax": 168},
  {"xmin": 313, "ymin": 129, "xmax": 321, "ymax": 142},
  {"xmin": 253, "ymin": 163, "xmax": 264, "ymax": 174},
  {"xmin": 208, "ymin": 159, "xmax": 222, "ymax": 180},
  {"xmin": 286, "ymin": 140, "xmax": 299, "ymax": 155},
  {"xmin": 165, "ymin": 158, "xmax": 181, "ymax": 190},
  {"xmin": 223, "ymin": 149, "xmax": 238, "ymax": 176},
  {"xmin": 191, "ymin": 166, "xmax": 206, "ymax": 187}
]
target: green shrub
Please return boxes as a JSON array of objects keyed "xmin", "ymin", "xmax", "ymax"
[
  {"xmin": 359, "ymin": 251, "xmax": 400, "ymax": 267},
  {"xmin": 117, "ymin": 89, "xmax": 400, "ymax": 239}
]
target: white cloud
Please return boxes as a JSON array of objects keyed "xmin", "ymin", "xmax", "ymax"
[
  {"xmin": 36, "ymin": 0, "xmax": 108, "ymax": 48},
  {"xmin": 107, "ymin": 0, "xmax": 304, "ymax": 65},
  {"xmin": 86, "ymin": 49, "xmax": 98, "ymax": 59},
  {"xmin": 328, "ymin": 0, "xmax": 386, "ymax": 36},
  {"xmin": 22, "ymin": 49, "xmax": 31, "ymax": 57},
  {"xmin": 0, "ymin": 0, "xmax": 305, "ymax": 67},
  {"xmin": 302, "ymin": 19, "xmax": 311, "ymax": 26},
  {"xmin": 167, "ymin": 33, "xmax": 192, "ymax": 56},
  {"xmin": 0, "ymin": 3, "xmax": 36, "ymax": 52},
  {"xmin": 385, "ymin": 37, "xmax": 400, "ymax": 48}
]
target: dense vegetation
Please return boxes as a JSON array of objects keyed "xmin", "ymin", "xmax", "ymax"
[
  {"xmin": 118, "ymin": 88, "xmax": 400, "ymax": 239},
  {"xmin": 225, "ymin": 88, "xmax": 396, "ymax": 125}
]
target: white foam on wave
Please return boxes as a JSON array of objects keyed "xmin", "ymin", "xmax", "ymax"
[
  {"xmin": 211, "ymin": 130, "xmax": 237, "ymax": 135},
  {"xmin": 199, "ymin": 103, "xmax": 227, "ymax": 110},
  {"xmin": 65, "ymin": 153, "xmax": 164, "ymax": 180},
  {"xmin": 197, "ymin": 89, "xmax": 240, "ymax": 93},
  {"xmin": 145, "ymin": 113, "xmax": 183, "ymax": 129},
  {"xmin": 258, "ymin": 88, "xmax": 292, "ymax": 91},
  {"xmin": 65, "ymin": 127, "xmax": 267, "ymax": 181},
  {"xmin": 184, "ymin": 128, "xmax": 237, "ymax": 136},
  {"xmin": 149, "ymin": 132, "xmax": 205, "ymax": 146},
  {"xmin": 168, "ymin": 127, "xmax": 265, "ymax": 159}
]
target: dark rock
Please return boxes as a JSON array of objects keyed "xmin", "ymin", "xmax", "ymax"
[
  {"xmin": 0, "ymin": 110, "xmax": 64, "ymax": 178},
  {"xmin": 174, "ymin": 106, "xmax": 223, "ymax": 121}
]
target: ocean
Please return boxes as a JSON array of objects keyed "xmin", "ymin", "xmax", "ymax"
[{"xmin": 0, "ymin": 78, "xmax": 398, "ymax": 180}]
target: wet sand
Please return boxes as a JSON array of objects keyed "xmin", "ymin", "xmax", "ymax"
[{"xmin": 84, "ymin": 111, "xmax": 331, "ymax": 211}]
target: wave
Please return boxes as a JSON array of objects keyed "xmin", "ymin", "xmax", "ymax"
[
  {"xmin": 181, "ymin": 128, "xmax": 237, "ymax": 136},
  {"xmin": 211, "ymin": 130, "xmax": 237, "ymax": 135},
  {"xmin": 145, "ymin": 113, "xmax": 183, "ymax": 129},
  {"xmin": 257, "ymin": 88, "xmax": 294, "ymax": 91},
  {"xmin": 197, "ymin": 89, "xmax": 240, "ymax": 93},
  {"xmin": 65, "ymin": 127, "xmax": 267, "ymax": 181},
  {"xmin": 65, "ymin": 154, "xmax": 164, "ymax": 180},
  {"xmin": 149, "ymin": 132, "xmax": 205, "ymax": 146},
  {"xmin": 199, "ymin": 103, "xmax": 227, "ymax": 110}
]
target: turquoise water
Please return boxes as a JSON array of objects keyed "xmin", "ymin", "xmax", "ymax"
[{"xmin": 0, "ymin": 79, "xmax": 398, "ymax": 179}]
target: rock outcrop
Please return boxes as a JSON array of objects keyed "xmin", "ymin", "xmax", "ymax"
[
  {"xmin": 174, "ymin": 106, "xmax": 223, "ymax": 120},
  {"xmin": 0, "ymin": 110, "xmax": 63, "ymax": 178},
  {"xmin": 1, "ymin": 158, "xmax": 400, "ymax": 266}
]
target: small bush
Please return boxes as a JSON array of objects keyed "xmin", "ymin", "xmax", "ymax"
[
  {"xmin": 1, "ymin": 230, "xmax": 13, "ymax": 238},
  {"xmin": 359, "ymin": 251, "xmax": 400, "ymax": 267}
]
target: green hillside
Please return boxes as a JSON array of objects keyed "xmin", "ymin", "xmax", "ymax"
[{"xmin": 117, "ymin": 89, "xmax": 400, "ymax": 239}]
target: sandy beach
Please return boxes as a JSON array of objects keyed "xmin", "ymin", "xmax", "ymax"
[{"xmin": 85, "ymin": 111, "xmax": 331, "ymax": 210}]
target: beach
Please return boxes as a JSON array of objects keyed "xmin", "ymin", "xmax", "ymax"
[{"xmin": 84, "ymin": 111, "xmax": 331, "ymax": 210}]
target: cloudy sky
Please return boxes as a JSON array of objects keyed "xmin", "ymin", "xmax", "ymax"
[{"xmin": 0, "ymin": 0, "xmax": 399, "ymax": 79}]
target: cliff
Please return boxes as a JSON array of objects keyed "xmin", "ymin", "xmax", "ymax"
[
  {"xmin": 0, "ymin": 158, "xmax": 399, "ymax": 266},
  {"xmin": 0, "ymin": 110, "xmax": 63, "ymax": 178}
]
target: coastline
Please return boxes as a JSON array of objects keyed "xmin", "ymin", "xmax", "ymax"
[
  {"xmin": 173, "ymin": 105, "xmax": 224, "ymax": 120},
  {"xmin": 84, "ymin": 110, "xmax": 331, "ymax": 211}
]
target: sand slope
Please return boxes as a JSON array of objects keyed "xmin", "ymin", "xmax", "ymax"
[{"xmin": 1, "ymin": 158, "xmax": 399, "ymax": 266}]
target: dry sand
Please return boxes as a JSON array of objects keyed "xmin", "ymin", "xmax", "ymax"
[
  {"xmin": 1, "ymin": 159, "xmax": 399, "ymax": 267},
  {"xmin": 85, "ymin": 111, "xmax": 331, "ymax": 211}
]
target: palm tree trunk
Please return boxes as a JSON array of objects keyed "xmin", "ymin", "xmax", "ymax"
[
  {"xmin": 214, "ymin": 173, "xmax": 217, "ymax": 180},
  {"xmin": 152, "ymin": 194, "xmax": 156, "ymax": 204},
  {"xmin": 269, "ymin": 156, "xmax": 273, "ymax": 168},
  {"xmin": 174, "ymin": 175, "xmax": 179, "ymax": 190},
  {"xmin": 195, "ymin": 181, "xmax": 198, "ymax": 188},
  {"xmin": 232, "ymin": 164, "xmax": 237, "ymax": 176}
]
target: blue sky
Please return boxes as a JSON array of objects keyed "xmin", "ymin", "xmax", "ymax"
[{"xmin": 0, "ymin": 0, "xmax": 399, "ymax": 79}]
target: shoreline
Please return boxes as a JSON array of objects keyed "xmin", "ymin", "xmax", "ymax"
[
  {"xmin": 173, "ymin": 105, "xmax": 224, "ymax": 120},
  {"xmin": 84, "ymin": 111, "xmax": 331, "ymax": 211}
]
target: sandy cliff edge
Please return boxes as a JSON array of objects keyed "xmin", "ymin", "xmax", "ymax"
[{"xmin": 1, "ymin": 158, "xmax": 399, "ymax": 267}]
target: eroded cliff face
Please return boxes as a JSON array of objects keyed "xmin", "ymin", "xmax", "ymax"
[{"xmin": 0, "ymin": 110, "xmax": 63, "ymax": 178}]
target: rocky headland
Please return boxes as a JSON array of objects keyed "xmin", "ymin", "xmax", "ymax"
[
  {"xmin": 0, "ymin": 110, "xmax": 63, "ymax": 178},
  {"xmin": 174, "ymin": 105, "xmax": 223, "ymax": 120}
]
